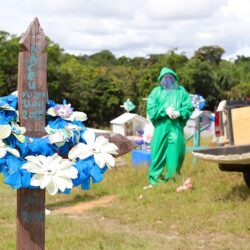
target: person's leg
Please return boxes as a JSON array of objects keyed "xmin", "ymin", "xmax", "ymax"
[
  {"xmin": 148, "ymin": 154, "xmax": 165, "ymax": 185},
  {"xmin": 164, "ymin": 131, "xmax": 185, "ymax": 180},
  {"xmin": 148, "ymin": 131, "xmax": 168, "ymax": 185},
  {"xmin": 176, "ymin": 141, "xmax": 185, "ymax": 175},
  {"xmin": 164, "ymin": 142, "xmax": 180, "ymax": 180}
]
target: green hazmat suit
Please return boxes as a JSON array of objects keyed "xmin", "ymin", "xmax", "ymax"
[{"xmin": 147, "ymin": 67, "xmax": 193, "ymax": 185}]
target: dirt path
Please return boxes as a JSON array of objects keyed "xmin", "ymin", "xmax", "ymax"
[{"xmin": 51, "ymin": 195, "xmax": 117, "ymax": 214}]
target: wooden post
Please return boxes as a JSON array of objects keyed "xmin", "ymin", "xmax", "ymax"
[{"xmin": 17, "ymin": 18, "xmax": 47, "ymax": 250}]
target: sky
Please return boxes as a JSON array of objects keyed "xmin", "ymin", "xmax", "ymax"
[{"xmin": 0, "ymin": 0, "xmax": 250, "ymax": 59}]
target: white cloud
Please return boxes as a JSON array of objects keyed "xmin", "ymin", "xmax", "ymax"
[
  {"xmin": 144, "ymin": 0, "xmax": 227, "ymax": 20},
  {"xmin": 224, "ymin": 46, "xmax": 250, "ymax": 60},
  {"xmin": 0, "ymin": 0, "xmax": 250, "ymax": 59}
]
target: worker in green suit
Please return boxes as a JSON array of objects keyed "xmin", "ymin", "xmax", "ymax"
[{"xmin": 145, "ymin": 67, "xmax": 193, "ymax": 188}]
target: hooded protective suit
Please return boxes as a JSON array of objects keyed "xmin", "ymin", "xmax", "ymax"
[{"xmin": 147, "ymin": 67, "xmax": 193, "ymax": 185}]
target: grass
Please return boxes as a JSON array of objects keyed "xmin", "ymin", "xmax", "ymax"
[{"xmin": 0, "ymin": 144, "xmax": 250, "ymax": 249}]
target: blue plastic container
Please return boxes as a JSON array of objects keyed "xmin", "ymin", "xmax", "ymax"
[{"xmin": 132, "ymin": 149, "xmax": 151, "ymax": 166}]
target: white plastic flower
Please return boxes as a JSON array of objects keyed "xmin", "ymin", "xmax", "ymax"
[
  {"xmin": 0, "ymin": 122, "xmax": 26, "ymax": 142},
  {"xmin": 47, "ymin": 103, "xmax": 87, "ymax": 122},
  {"xmin": 46, "ymin": 124, "xmax": 82, "ymax": 147},
  {"xmin": 0, "ymin": 140, "xmax": 20, "ymax": 158},
  {"xmin": 22, "ymin": 153, "xmax": 78, "ymax": 195},
  {"xmin": 0, "ymin": 124, "xmax": 12, "ymax": 140},
  {"xmin": 68, "ymin": 130, "xmax": 118, "ymax": 169}
]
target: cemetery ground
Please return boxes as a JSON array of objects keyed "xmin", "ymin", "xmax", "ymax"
[{"xmin": 0, "ymin": 139, "xmax": 250, "ymax": 250}]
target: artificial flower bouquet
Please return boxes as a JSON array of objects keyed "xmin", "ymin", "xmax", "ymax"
[{"xmin": 0, "ymin": 92, "xmax": 118, "ymax": 195}]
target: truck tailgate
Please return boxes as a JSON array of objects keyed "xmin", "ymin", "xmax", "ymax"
[{"xmin": 193, "ymin": 144, "xmax": 250, "ymax": 164}]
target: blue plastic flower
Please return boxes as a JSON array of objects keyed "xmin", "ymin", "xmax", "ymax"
[
  {"xmin": 73, "ymin": 157, "xmax": 107, "ymax": 190},
  {"xmin": 2, "ymin": 154, "xmax": 32, "ymax": 189}
]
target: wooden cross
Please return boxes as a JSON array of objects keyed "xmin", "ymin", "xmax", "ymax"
[
  {"xmin": 17, "ymin": 17, "xmax": 47, "ymax": 250},
  {"xmin": 15, "ymin": 17, "xmax": 135, "ymax": 250}
]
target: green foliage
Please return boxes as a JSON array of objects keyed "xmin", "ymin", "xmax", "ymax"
[
  {"xmin": 1, "ymin": 31, "xmax": 250, "ymax": 126},
  {"xmin": 180, "ymin": 59, "xmax": 221, "ymax": 109},
  {"xmin": 235, "ymin": 55, "xmax": 250, "ymax": 64},
  {"xmin": 0, "ymin": 31, "xmax": 19, "ymax": 95},
  {"xmin": 87, "ymin": 50, "xmax": 117, "ymax": 67},
  {"xmin": 231, "ymin": 82, "xmax": 250, "ymax": 99},
  {"xmin": 192, "ymin": 45, "xmax": 225, "ymax": 65},
  {"xmin": 159, "ymin": 49, "xmax": 189, "ymax": 70},
  {"xmin": 216, "ymin": 60, "xmax": 238, "ymax": 89}
]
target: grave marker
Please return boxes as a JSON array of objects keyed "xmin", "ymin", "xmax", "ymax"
[{"xmin": 17, "ymin": 17, "xmax": 47, "ymax": 250}]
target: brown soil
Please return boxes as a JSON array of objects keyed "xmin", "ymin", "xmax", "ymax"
[{"xmin": 51, "ymin": 195, "xmax": 117, "ymax": 215}]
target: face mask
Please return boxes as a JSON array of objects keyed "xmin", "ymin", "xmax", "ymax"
[{"xmin": 161, "ymin": 74, "xmax": 176, "ymax": 89}]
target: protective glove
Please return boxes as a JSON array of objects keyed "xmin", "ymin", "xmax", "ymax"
[
  {"xmin": 171, "ymin": 111, "xmax": 180, "ymax": 119},
  {"xmin": 166, "ymin": 105, "xmax": 174, "ymax": 118},
  {"xmin": 166, "ymin": 105, "xmax": 180, "ymax": 119}
]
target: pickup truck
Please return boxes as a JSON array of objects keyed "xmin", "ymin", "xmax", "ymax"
[{"xmin": 193, "ymin": 100, "xmax": 250, "ymax": 188}]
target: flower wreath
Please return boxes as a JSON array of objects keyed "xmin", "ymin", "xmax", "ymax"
[
  {"xmin": 190, "ymin": 94, "xmax": 205, "ymax": 110},
  {"xmin": 0, "ymin": 92, "xmax": 118, "ymax": 195}
]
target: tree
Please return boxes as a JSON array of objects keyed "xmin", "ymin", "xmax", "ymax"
[
  {"xmin": 192, "ymin": 45, "xmax": 225, "ymax": 65},
  {"xmin": 231, "ymin": 82, "xmax": 250, "ymax": 99},
  {"xmin": 88, "ymin": 50, "xmax": 116, "ymax": 67},
  {"xmin": 159, "ymin": 50, "xmax": 188, "ymax": 70},
  {"xmin": 214, "ymin": 60, "xmax": 240, "ymax": 99},
  {"xmin": 2, "ymin": 29, "xmax": 250, "ymax": 125},
  {"xmin": 0, "ymin": 31, "xmax": 19, "ymax": 95},
  {"xmin": 180, "ymin": 59, "xmax": 221, "ymax": 109},
  {"xmin": 46, "ymin": 38, "xmax": 66, "ymax": 101},
  {"xmin": 235, "ymin": 55, "xmax": 250, "ymax": 64}
]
